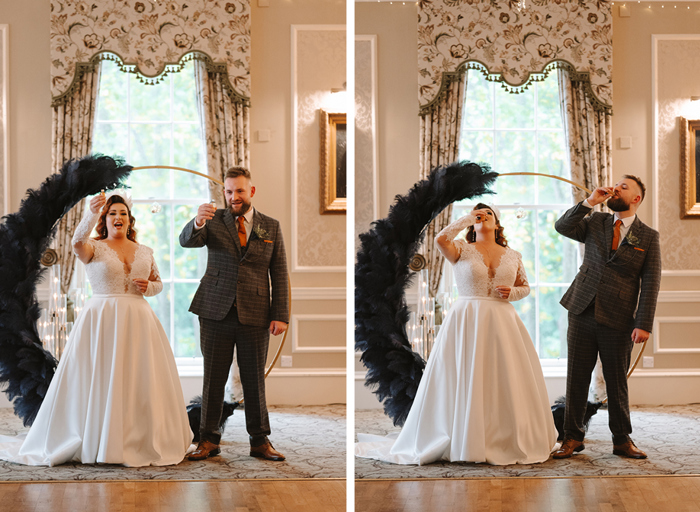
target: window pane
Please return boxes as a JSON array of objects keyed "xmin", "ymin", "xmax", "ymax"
[
  {"xmin": 173, "ymin": 123, "xmax": 208, "ymax": 199},
  {"xmin": 96, "ymin": 62, "xmax": 128, "ymax": 122},
  {"xmin": 459, "ymin": 130, "xmax": 493, "ymax": 167},
  {"xmin": 174, "ymin": 282, "xmax": 202, "ymax": 358},
  {"xmin": 463, "ymin": 69, "xmax": 493, "ymax": 129},
  {"xmin": 537, "ymin": 75, "xmax": 563, "ymax": 130},
  {"xmin": 129, "ymin": 75, "xmax": 171, "ymax": 122},
  {"xmin": 145, "ymin": 285, "xmax": 172, "ymax": 342},
  {"xmin": 494, "ymin": 132, "xmax": 535, "ymax": 204},
  {"xmin": 539, "ymin": 286, "xmax": 568, "ymax": 359},
  {"xmin": 538, "ymin": 210, "xmax": 578, "ymax": 284},
  {"xmin": 93, "ymin": 123, "xmax": 128, "ymax": 160},
  {"xmin": 131, "ymin": 203, "xmax": 172, "ymax": 280},
  {"xmin": 172, "ymin": 63, "xmax": 198, "ymax": 122},
  {"xmin": 129, "ymin": 124, "xmax": 171, "ymax": 197},
  {"xmin": 513, "ymin": 292, "xmax": 536, "ymax": 346},
  {"xmin": 499, "ymin": 209, "xmax": 536, "ymax": 281},
  {"xmin": 173, "ymin": 204, "xmax": 207, "ymax": 279},
  {"xmin": 537, "ymin": 131, "xmax": 570, "ymax": 203},
  {"xmin": 496, "ymin": 87, "xmax": 534, "ymax": 129}
]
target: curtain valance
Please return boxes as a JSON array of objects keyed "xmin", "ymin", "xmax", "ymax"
[
  {"xmin": 418, "ymin": 0, "xmax": 612, "ymax": 113},
  {"xmin": 50, "ymin": 0, "xmax": 250, "ymax": 105}
]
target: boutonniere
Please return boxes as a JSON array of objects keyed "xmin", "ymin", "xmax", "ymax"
[
  {"xmin": 624, "ymin": 231, "xmax": 640, "ymax": 247},
  {"xmin": 253, "ymin": 225, "xmax": 272, "ymax": 242}
]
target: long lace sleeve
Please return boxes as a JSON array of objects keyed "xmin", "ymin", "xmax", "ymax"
[
  {"xmin": 435, "ymin": 212, "xmax": 477, "ymax": 243},
  {"xmin": 71, "ymin": 209, "xmax": 100, "ymax": 247},
  {"xmin": 144, "ymin": 252, "xmax": 163, "ymax": 297},
  {"xmin": 508, "ymin": 255, "xmax": 531, "ymax": 302}
]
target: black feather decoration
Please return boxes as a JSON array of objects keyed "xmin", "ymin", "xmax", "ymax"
[
  {"xmin": 186, "ymin": 395, "xmax": 239, "ymax": 442},
  {"xmin": 355, "ymin": 161, "xmax": 498, "ymax": 426},
  {"xmin": 551, "ymin": 396, "xmax": 603, "ymax": 441},
  {"xmin": 0, "ymin": 155, "xmax": 132, "ymax": 426}
]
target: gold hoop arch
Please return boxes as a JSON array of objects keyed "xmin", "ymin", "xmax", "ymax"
[
  {"xmin": 131, "ymin": 165, "xmax": 289, "ymax": 385},
  {"xmin": 497, "ymin": 171, "xmax": 646, "ymax": 391}
]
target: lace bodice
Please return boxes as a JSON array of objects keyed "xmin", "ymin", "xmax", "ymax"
[
  {"xmin": 81, "ymin": 240, "xmax": 161, "ymax": 296},
  {"xmin": 451, "ymin": 241, "xmax": 530, "ymax": 300}
]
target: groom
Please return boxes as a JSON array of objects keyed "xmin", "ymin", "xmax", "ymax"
[
  {"xmin": 553, "ymin": 175, "xmax": 661, "ymax": 460},
  {"xmin": 180, "ymin": 166, "xmax": 290, "ymax": 461}
]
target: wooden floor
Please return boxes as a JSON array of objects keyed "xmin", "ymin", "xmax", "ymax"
[
  {"xmin": 356, "ymin": 476, "xmax": 700, "ymax": 512},
  {"xmin": 0, "ymin": 480, "xmax": 345, "ymax": 512}
]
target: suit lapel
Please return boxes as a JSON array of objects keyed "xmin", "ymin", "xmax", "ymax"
[
  {"xmin": 223, "ymin": 208, "xmax": 242, "ymax": 255},
  {"xmin": 242, "ymin": 210, "xmax": 264, "ymax": 262},
  {"xmin": 604, "ymin": 214, "xmax": 615, "ymax": 259}
]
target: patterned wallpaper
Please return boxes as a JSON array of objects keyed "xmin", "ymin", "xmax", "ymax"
[
  {"xmin": 50, "ymin": 0, "xmax": 250, "ymax": 100},
  {"xmin": 418, "ymin": 0, "xmax": 612, "ymax": 109},
  {"xmin": 657, "ymin": 39, "xmax": 700, "ymax": 271},
  {"xmin": 355, "ymin": 37, "xmax": 376, "ymax": 255},
  {"xmin": 295, "ymin": 28, "xmax": 346, "ymax": 269}
]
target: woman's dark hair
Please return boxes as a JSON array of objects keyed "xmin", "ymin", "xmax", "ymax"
[
  {"xmin": 94, "ymin": 195, "xmax": 137, "ymax": 242},
  {"xmin": 465, "ymin": 203, "xmax": 508, "ymax": 247}
]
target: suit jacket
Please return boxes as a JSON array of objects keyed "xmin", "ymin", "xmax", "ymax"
[
  {"xmin": 555, "ymin": 202, "xmax": 661, "ymax": 332},
  {"xmin": 179, "ymin": 208, "xmax": 290, "ymax": 327}
]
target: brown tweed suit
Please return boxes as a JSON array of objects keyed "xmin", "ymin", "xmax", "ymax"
[
  {"xmin": 179, "ymin": 207, "xmax": 289, "ymax": 446},
  {"xmin": 555, "ymin": 202, "xmax": 661, "ymax": 445}
]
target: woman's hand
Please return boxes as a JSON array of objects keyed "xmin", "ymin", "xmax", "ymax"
[
  {"xmin": 495, "ymin": 286, "xmax": 511, "ymax": 299},
  {"xmin": 132, "ymin": 278, "xmax": 149, "ymax": 294},
  {"xmin": 90, "ymin": 193, "xmax": 106, "ymax": 214}
]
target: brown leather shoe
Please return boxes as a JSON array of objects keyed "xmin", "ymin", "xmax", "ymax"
[
  {"xmin": 187, "ymin": 440, "xmax": 221, "ymax": 461},
  {"xmin": 613, "ymin": 440, "xmax": 647, "ymax": 459},
  {"xmin": 250, "ymin": 442, "xmax": 285, "ymax": 461},
  {"xmin": 552, "ymin": 438, "xmax": 585, "ymax": 459}
]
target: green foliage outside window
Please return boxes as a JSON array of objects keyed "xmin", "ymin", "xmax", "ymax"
[
  {"xmin": 454, "ymin": 69, "xmax": 580, "ymax": 360},
  {"xmin": 92, "ymin": 59, "xmax": 208, "ymax": 360}
]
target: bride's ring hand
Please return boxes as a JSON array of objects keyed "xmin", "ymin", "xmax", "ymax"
[
  {"xmin": 132, "ymin": 278, "xmax": 149, "ymax": 293},
  {"xmin": 495, "ymin": 286, "xmax": 511, "ymax": 299}
]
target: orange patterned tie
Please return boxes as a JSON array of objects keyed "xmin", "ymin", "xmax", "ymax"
[
  {"xmin": 237, "ymin": 216, "xmax": 247, "ymax": 248},
  {"xmin": 611, "ymin": 219, "xmax": 622, "ymax": 251}
]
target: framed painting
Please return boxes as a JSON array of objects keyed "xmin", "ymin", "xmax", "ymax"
[
  {"xmin": 319, "ymin": 109, "xmax": 346, "ymax": 214},
  {"xmin": 680, "ymin": 117, "xmax": 700, "ymax": 218}
]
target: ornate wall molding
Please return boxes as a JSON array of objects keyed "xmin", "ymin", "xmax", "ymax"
[
  {"xmin": 50, "ymin": 0, "xmax": 250, "ymax": 101},
  {"xmin": 418, "ymin": 0, "xmax": 612, "ymax": 112}
]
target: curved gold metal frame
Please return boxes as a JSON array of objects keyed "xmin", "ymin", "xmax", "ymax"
[
  {"xmin": 131, "ymin": 165, "xmax": 289, "ymax": 381},
  {"xmin": 498, "ymin": 171, "xmax": 646, "ymax": 387}
]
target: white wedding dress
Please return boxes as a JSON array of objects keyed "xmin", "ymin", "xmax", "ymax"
[
  {"xmin": 0, "ymin": 211, "xmax": 193, "ymax": 467},
  {"xmin": 356, "ymin": 215, "xmax": 558, "ymax": 465}
]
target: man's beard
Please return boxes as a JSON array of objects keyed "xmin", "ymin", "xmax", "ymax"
[
  {"xmin": 607, "ymin": 195, "xmax": 630, "ymax": 212},
  {"xmin": 229, "ymin": 199, "xmax": 251, "ymax": 216}
]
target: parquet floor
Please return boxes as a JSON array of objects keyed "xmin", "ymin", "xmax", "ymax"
[
  {"xmin": 356, "ymin": 476, "xmax": 700, "ymax": 512},
  {"xmin": 0, "ymin": 479, "xmax": 345, "ymax": 512}
]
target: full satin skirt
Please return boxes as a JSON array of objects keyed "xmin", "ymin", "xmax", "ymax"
[
  {"xmin": 356, "ymin": 297, "xmax": 558, "ymax": 465},
  {"xmin": 0, "ymin": 294, "xmax": 193, "ymax": 466}
]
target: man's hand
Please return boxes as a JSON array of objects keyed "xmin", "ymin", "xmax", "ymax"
[
  {"xmin": 195, "ymin": 203, "xmax": 216, "ymax": 226},
  {"xmin": 631, "ymin": 328, "xmax": 650, "ymax": 344},
  {"xmin": 587, "ymin": 187, "xmax": 614, "ymax": 207},
  {"xmin": 269, "ymin": 321, "xmax": 288, "ymax": 336}
]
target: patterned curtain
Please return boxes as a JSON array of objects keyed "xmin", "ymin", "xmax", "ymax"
[
  {"xmin": 558, "ymin": 68, "xmax": 613, "ymax": 203},
  {"xmin": 52, "ymin": 64, "xmax": 101, "ymax": 294},
  {"xmin": 194, "ymin": 59, "xmax": 250, "ymax": 208},
  {"xmin": 419, "ymin": 71, "xmax": 467, "ymax": 297},
  {"xmin": 558, "ymin": 68, "xmax": 612, "ymax": 402}
]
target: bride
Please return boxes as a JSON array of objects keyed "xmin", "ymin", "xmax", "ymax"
[
  {"xmin": 0, "ymin": 191, "xmax": 192, "ymax": 466},
  {"xmin": 356, "ymin": 203, "xmax": 557, "ymax": 465}
]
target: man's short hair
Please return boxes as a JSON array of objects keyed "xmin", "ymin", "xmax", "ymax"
[
  {"xmin": 224, "ymin": 166, "xmax": 251, "ymax": 181},
  {"xmin": 622, "ymin": 174, "xmax": 646, "ymax": 202}
]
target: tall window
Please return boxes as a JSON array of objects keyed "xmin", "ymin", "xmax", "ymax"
[
  {"xmin": 452, "ymin": 68, "xmax": 580, "ymax": 361},
  {"xmin": 92, "ymin": 59, "xmax": 209, "ymax": 363}
]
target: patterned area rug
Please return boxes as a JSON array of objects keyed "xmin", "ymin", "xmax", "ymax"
[
  {"xmin": 356, "ymin": 404, "xmax": 700, "ymax": 479},
  {"xmin": 0, "ymin": 405, "xmax": 345, "ymax": 481}
]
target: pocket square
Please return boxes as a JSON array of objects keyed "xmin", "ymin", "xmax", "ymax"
[
  {"xmin": 633, "ymin": 247, "xmax": 645, "ymax": 252},
  {"xmin": 264, "ymin": 240, "xmax": 273, "ymax": 244}
]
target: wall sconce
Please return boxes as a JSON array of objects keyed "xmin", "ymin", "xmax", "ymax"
[{"xmin": 326, "ymin": 83, "xmax": 347, "ymax": 113}]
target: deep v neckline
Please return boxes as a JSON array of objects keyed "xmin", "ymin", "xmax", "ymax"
[
  {"xmin": 471, "ymin": 243, "xmax": 508, "ymax": 275},
  {"xmin": 103, "ymin": 241, "xmax": 141, "ymax": 273}
]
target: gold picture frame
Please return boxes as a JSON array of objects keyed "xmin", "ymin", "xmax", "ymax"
[
  {"xmin": 319, "ymin": 109, "xmax": 347, "ymax": 214},
  {"xmin": 680, "ymin": 117, "xmax": 700, "ymax": 218}
]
